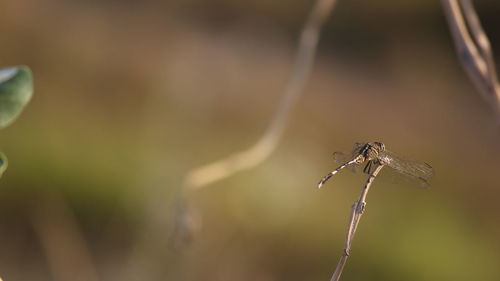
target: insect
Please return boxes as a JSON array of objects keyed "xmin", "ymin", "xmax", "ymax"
[{"xmin": 318, "ymin": 142, "xmax": 434, "ymax": 188}]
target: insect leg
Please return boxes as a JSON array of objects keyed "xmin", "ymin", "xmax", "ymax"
[{"xmin": 363, "ymin": 161, "xmax": 372, "ymax": 174}]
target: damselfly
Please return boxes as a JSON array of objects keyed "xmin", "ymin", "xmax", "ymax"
[{"xmin": 318, "ymin": 142, "xmax": 434, "ymax": 188}]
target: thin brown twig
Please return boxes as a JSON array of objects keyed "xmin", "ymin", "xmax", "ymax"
[
  {"xmin": 122, "ymin": 1, "xmax": 341, "ymax": 273},
  {"xmin": 330, "ymin": 164, "xmax": 384, "ymax": 281},
  {"xmin": 185, "ymin": 0, "xmax": 338, "ymax": 190},
  {"xmin": 441, "ymin": 0, "xmax": 500, "ymax": 119}
]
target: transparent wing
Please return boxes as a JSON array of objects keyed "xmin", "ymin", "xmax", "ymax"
[
  {"xmin": 333, "ymin": 142, "xmax": 366, "ymax": 173},
  {"xmin": 351, "ymin": 142, "xmax": 365, "ymax": 155},
  {"xmin": 332, "ymin": 152, "xmax": 350, "ymax": 163},
  {"xmin": 377, "ymin": 149, "xmax": 434, "ymax": 188},
  {"xmin": 332, "ymin": 143, "xmax": 368, "ymax": 173},
  {"xmin": 332, "ymin": 151, "xmax": 361, "ymax": 173},
  {"xmin": 333, "ymin": 142, "xmax": 366, "ymax": 161}
]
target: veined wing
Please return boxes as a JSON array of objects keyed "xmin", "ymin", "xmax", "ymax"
[
  {"xmin": 377, "ymin": 150, "xmax": 434, "ymax": 187},
  {"xmin": 377, "ymin": 149, "xmax": 434, "ymax": 188},
  {"xmin": 332, "ymin": 142, "xmax": 365, "ymax": 163},
  {"xmin": 332, "ymin": 143, "xmax": 366, "ymax": 172},
  {"xmin": 318, "ymin": 143, "xmax": 367, "ymax": 188}
]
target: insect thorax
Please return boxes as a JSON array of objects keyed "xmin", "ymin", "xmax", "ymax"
[{"xmin": 359, "ymin": 142, "xmax": 385, "ymax": 162}]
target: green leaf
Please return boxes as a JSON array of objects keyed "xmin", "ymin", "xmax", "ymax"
[
  {"xmin": 0, "ymin": 66, "xmax": 33, "ymax": 128},
  {"xmin": 0, "ymin": 152, "xmax": 8, "ymax": 178}
]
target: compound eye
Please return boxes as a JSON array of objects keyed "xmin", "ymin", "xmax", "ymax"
[{"xmin": 374, "ymin": 142, "xmax": 385, "ymax": 151}]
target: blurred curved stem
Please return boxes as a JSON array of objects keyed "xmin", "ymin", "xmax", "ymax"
[
  {"xmin": 330, "ymin": 165, "xmax": 384, "ymax": 281},
  {"xmin": 33, "ymin": 193, "xmax": 99, "ymax": 281},
  {"xmin": 185, "ymin": 0, "xmax": 338, "ymax": 190},
  {"xmin": 441, "ymin": 0, "xmax": 500, "ymax": 120}
]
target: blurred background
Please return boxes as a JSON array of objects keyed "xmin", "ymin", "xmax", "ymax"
[{"xmin": 1, "ymin": 0, "xmax": 500, "ymax": 280}]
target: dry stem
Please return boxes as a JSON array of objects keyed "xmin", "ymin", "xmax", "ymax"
[
  {"xmin": 185, "ymin": 0, "xmax": 338, "ymax": 190},
  {"xmin": 441, "ymin": 0, "xmax": 500, "ymax": 119},
  {"xmin": 330, "ymin": 164, "xmax": 384, "ymax": 281}
]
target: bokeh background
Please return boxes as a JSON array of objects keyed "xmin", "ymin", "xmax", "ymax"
[{"xmin": 1, "ymin": 0, "xmax": 500, "ymax": 280}]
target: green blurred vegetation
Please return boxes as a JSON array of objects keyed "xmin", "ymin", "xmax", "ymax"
[
  {"xmin": 0, "ymin": 0, "xmax": 500, "ymax": 281},
  {"xmin": 0, "ymin": 66, "xmax": 33, "ymax": 129}
]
